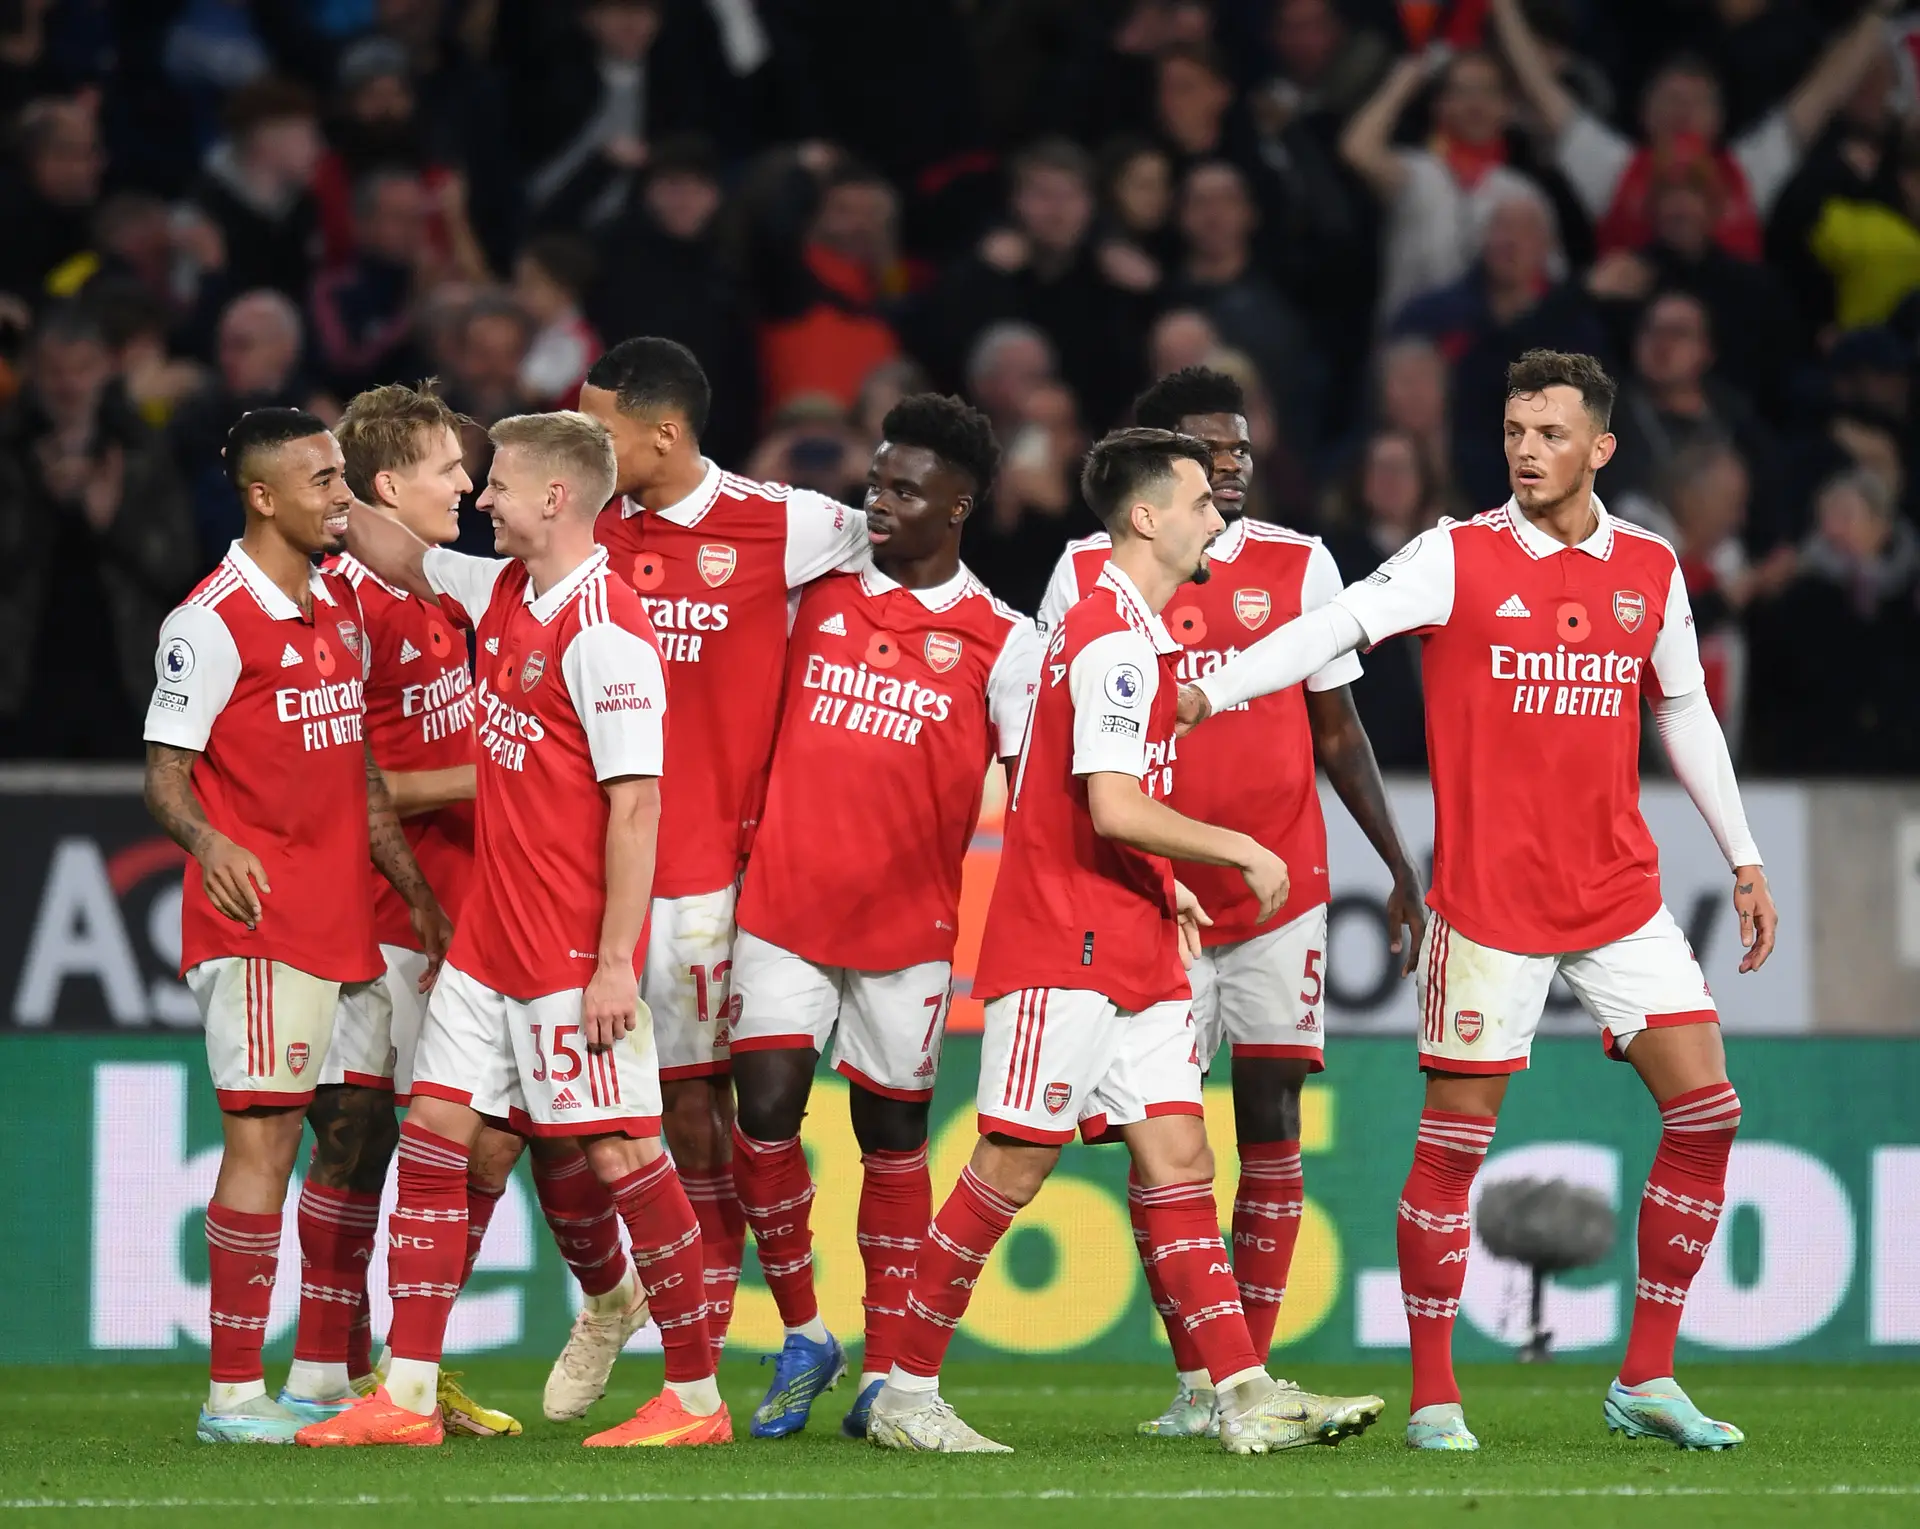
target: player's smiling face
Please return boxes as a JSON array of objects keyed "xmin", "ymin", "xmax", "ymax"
[
  {"xmin": 260, "ymin": 432, "xmax": 353, "ymax": 556},
  {"xmin": 382, "ymin": 425, "xmax": 470, "ymax": 545},
  {"xmin": 1178, "ymin": 411, "xmax": 1252, "ymax": 516},
  {"xmin": 1504, "ymin": 386, "xmax": 1613, "ymax": 514},
  {"xmin": 864, "ymin": 442, "xmax": 969, "ymax": 566},
  {"xmin": 476, "ymin": 444, "xmax": 554, "ymax": 559}
]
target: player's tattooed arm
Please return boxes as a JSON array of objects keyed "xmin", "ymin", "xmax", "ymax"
[
  {"xmin": 305, "ymin": 1082, "xmax": 400, "ymax": 1195},
  {"xmin": 1305, "ymin": 685, "xmax": 1426, "ymax": 976},
  {"xmin": 365, "ymin": 742, "xmax": 452, "ymax": 983},
  {"xmin": 144, "ymin": 743, "xmax": 270, "ymax": 927}
]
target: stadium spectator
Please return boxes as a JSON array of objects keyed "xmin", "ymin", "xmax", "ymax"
[
  {"xmin": 0, "ymin": 304, "xmax": 195, "ymax": 760},
  {"xmin": 962, "ymin": 376, "xmax": 1092, "ymax": 616},
  {"xmin": 962, "ymin": 320, "xmax": 1057, "ymax": 446},
  {"xmin": 439, "ymin": 291, "xmax": 532, "ymax": 447},
  {"xmin": 1808, "ymin": 123, "xmax": 1920, "ymax": 332},
  {"xmin": 1097, "ymin": 135, "xmax": 1179, "ymax": 273},
  {"xmin": 1254, "ymin": 0, "xmax": 1393, "ymax": 139},
  {"xmin": 185, "ymin": 76, "xmax": 324, "ymax": 303},
  {"xmin": 0, "ymin": 94, "xmax": 106, "ymax": 305},
  {"xmin": 1748, "ymin": 468, "xmax": 1920, "ymax": 774},
  {"xmin": 1368, "ymin": 334, "xmax": 1464, "ymax": 515},
  {"xmin": 1147, "ymin": 306, "xmax": 1223, "ymax": 380},
  {"xmin": 308, "ymin": 167, "xmax": 433, "ymax": 394},
  {"xmin": 513, "ymin": 232, "xmax": 602, "ymax": 409}
]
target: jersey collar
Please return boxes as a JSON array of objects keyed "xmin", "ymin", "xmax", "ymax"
[
  {"xmin": 858, "ymin": 558, "xmax": 974, "ymax": 612},
  {"xmin": 337, "ymin": 552, "xmax": 409, "ymax": 600},
  {"xmin": 1097, "ymin": 562, "xmax": 1179, "ymax": 655},
  {"xmin": 1204, "ymin": 517, "xmax": 1249, "ymax": 564},
  {"xmin": 525, "ymin": 546, "xmax": 610, "ymax": 625},
  {"xmin": 1501, "ymin": 494, "xmax": 1615, "ymax": 560},
  {"xmin": 225, "ymin": 541, "xmax": 336, "ymax": 620},
  {"xmin": 620, "ymin": 457, "xmax": 723, "ymax": 527}
]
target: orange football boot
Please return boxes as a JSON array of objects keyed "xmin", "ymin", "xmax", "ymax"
[
  {"xmin": 583, "ymin": 1391, "xmax": 734, "ymax": 1447},
  {"xmin": 295, "ymin": 1386, "xmax": 445, "ymax": 1447}
]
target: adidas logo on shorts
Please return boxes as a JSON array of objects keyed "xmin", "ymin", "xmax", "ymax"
[
  {"xmin": 399, "ymin": 638, "xmax": 420, "ymax": 663},
  {"xmin": 551, "ymin": 1088, "xmax": 581, "ymax": 1111},
  {"xmin": 818, "ymin": 613, "xmax": 847, "ymax": 635},
  {"xmin": 280, "ymin": 643, "xmax": 304, "ymax": 667}
]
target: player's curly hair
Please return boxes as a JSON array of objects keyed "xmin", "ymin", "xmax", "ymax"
[
  {"xmin": 880, "ymin": 392, "xmax": 1000, "ymax": 498},
  {"xmin": 1507, "ymin": 349, "xmax": 1616, "ymax": 430},
  {"xmin": 1133, "ymin": 366, "xmax": 1245, "ymax": 432}
]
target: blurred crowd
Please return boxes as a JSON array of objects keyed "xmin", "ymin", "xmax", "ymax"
[{"xmin": 1, "ymin": 0, "xmax": 1918, "ymax": 774}]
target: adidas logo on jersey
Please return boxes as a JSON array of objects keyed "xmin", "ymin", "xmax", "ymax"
[
  {"xmin": 551, "ymin": 1088, "xmax": 581, "ymax": 1111},
  {"xmin": 398, "ymin": 638, "xmax": 420, "ymax": 664},
  {"xmin": 1495, "ymin": 594, "xmax": 1531, "ymax": 618},
  {"xmin": 818, "ymin": 612, "xmax": 847, "ymax": 635},
  {"xmin": 280, "ymin": 643, "xmax": 304, "ymax": 667}
]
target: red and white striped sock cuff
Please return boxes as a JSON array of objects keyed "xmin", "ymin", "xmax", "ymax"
[
  {"xmin": 610, "ymin": 1154, "xmax": 675, "ymax": 1206},
  {"xmin": 1416, "ymin": 1111, "xmax": 1497, "ymax": 1156},
  {"xmin": 862, "ymin": 1145, "xmax": 930, "ymax": 1175},
  {"xmin": 957, "ymin": 1166, "xmax": 1020, "ymax": 1229},
  {"xmin": 680, "ymin": 1170, "xmax": 738, "ymax": 1202},
  {"xmin": 206, "ymin": 1207, "xmax": 282, "ymax": 1256},
  {"xmin": 1660, "ymin": 1083, "xmax": 1741, "ymax": 1134},
  {"xmin": 398, "ymin": 1122, "xmax": 471, "ymax": 1173},
  {"xmin": 1132, "ymin": 1179, "xmax": 1215, "ymax": 1209},
  {"xmin": 297, "ymin": 1181, "xmax": 382, "ymax": 1231},
  {"xmin": 531, "ymin": 1150, "xmax": 592, "ymax": 1184},
  {"xmin": 730, "ymin": 1124, "xmax": 799, "ymax": 1160}
]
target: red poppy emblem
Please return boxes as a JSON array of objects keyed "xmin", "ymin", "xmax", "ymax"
[
  {"xmin": 497, "ymin": 654, "xmax": 519, "ymax": 691},
  {"xmin": 1556, "ymin": 602, "xmax": 1591, "ymax": 645},
  {"xmin": 924, "ymin": 631, "xmax": 963, "ymax": 673},
  {"xmin": 1168, "ymin": 605, "xmax": 1208, "ymax": 646},
  {"xmin": 1613, "ymin": 590, "xmax": 1646, "ymax": 634},
  {"xmin": 1234, "ymin": 589, "xmax": 1271, "ymax": 629},
  {"xmin": 630, "ymin": 552, "xmax": 665, "ymax": 592},
  {"xmin": 865, "ymin": 632, "xmax": 901, "ymax": 669},
  {"xmin": 426, "ymin": 618, "xmax": 452, "ymax": 658},
  {"xmin": 313, "ymin": 636, "xmax": 337, "ymax": 677},
  {"xmin": 697, "ymin": 543, "xmax": 737, "ymax": 587}
]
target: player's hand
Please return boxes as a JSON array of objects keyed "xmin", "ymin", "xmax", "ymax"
[
  {"xmin": 1733, "ymin": 865, "xmax": 1776, "ymax": 973},
  {"xmin": 1173, "ymin": 879, "xmax": 1213, "ymax": 969},
  {"xmin": 583, "ymin": 960, "xmax": 639, "ymax": 1051},
  {"xmin": 1237, "ymin": 840, "xmax": 1289, "ymax": 924},
  {"xmin": 199, "ymin": 833, "xmax": 269, "ymax": 928},
  {"xmin": 1176, "ymin": 684, "xmax": 1213, "ymax": 736},
  {"xmin": 1386, "ymin": 864, "xmax": 1428, "ymax": 978},
  {"xmin": 409, "ymin": 895, "xmax": 453, "ymax": 991}
]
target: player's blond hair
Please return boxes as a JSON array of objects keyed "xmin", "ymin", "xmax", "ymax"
[
  {"xmin": 489, "ymin": 410, "xmax": 618, "ymax": 513},
  {"xmin": 335, "ymin": 380, "xmax": 471, "ymax": 502}
]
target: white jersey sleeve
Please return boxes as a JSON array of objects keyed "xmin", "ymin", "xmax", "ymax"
[
  {"xmin": 422, "ymin": 547, "xmax": 510, "ymax": 629},
  {"xmin": 1068, "ymin": 628, "xmax": 1159, "ymax": 778},
  {"xmin": 562, "ymin": 624, "xmax": 668, "ymax": 781},
  {"xmin": 1729, "ymin": 108, "xmax": 1798, "ymax": 218},
  {"xmin": 144, "ymin": 604, "xmax": 242, "ymax": 751},
  {"xmin": 1648, "ymin": 559, "xmax": 1706, "ymax": 699},
  {"xmin": 1335, "ymin": 525, "xmax": 1457, "ymax": 644},
  {"xmin": 1037, "ymin": 544, "xmax": 1096, "ymax": 634},
  {"xmin": 783, "ymin": 489, "xmax": 870, "ymax": 586},
  {"xmin": 1555, "ymin": 110, "xmax": 1633, "ymax": 222},
  {"xmin": 1301, "ymin": 540, "xmax": 1364, "ymax": 692},
  {"xmin": 986, "ymin": 617, "xmax": 1043, "ymax": 761}
]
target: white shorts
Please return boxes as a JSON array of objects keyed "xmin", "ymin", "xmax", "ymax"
[
  {"xmin": 976, "ymin": 988, "xmax": 1204, "ymax": 1146},
  {"xmin": 729, "ymin": 928, "xmax": 952, "ymax": 1098},
  {"xmin": 188, "ymin": 957, "xmax": 340, "ymax": 1112},
  {"xmin": 411, "ymin": 963, "xmax": 663, "ymax": 1137},
  {"xmin": 318, "ymin": 945, "xmax": 431, "ymax": 1097},
  {"xmin": 1190, "ymin": 903, "xmax": 1329, "ymax": 1073},
  {"xmin": 642, "ymin": 885, "xmax": 738, "ymax": 1082},
  {"xmin": 1416, "ymin": 904, "xmax": 1717, "ymax": 1074}
]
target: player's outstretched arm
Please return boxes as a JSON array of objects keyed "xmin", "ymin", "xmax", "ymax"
[
  {"xmin": 1651, "ymin": 688, "xmax": 1775, "ymax": 972},
  {"xmin": 382, "ymin": 764, "xmax": 478, "ymax": 818},
  {"xmin": 144, "ymin": 742, "xmax": 269, "ymax": 929},
  {"xmin": 584, "ymin": 775, "xmax": 660, "ymax": 1051},
  {"xmin": 344, "ymin": 497, "xmax": 435, "ymax": 599},
  {"xmin": 1306, "ymin": 685, "xmax": 1427, "ymax": 975},
  {"xmin": 1085, "ymin": 774, "xmax": 1289, "ymax": 922},
  {"xmin": 365, "ymin": 742, "xmax": 451, "ymax": 985},
  {"xmin": 1180, "ymin": 604, "xmax": 1369, "ymax": 732}
]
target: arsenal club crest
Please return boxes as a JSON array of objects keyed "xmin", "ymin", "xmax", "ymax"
[
  {"xmin": 1043, "ymin": 1081, "xmax": 1072, "ymax": 1116},
  {"xmin": 520, "ymin": 650, "xmax": 547, "ymax": 692},
  {"xmin": 924, "ymin": 631, "xmax": 963, "ymax": 673},
  {"xmin": 1453, "ymin": 1010, "xmax": 1484, "ymax": 1045},
  {"xmin": 286, "ymin": 1042, "xmax": 310, "ymax": 1075},
  {"xmin": 1234, "ymin": 588, "xmax": 1272, "ymax": 630},
  {"xmin": 337, "ymin": 620, "xmax": 361, "ymax": 658},
  {"xmin": 1613, "ymin": 589, "xmax": 1646, "ymax": 634},
  {"xmin": 697, "ymin": 543, "xmax": 737, "ymax": 587}
]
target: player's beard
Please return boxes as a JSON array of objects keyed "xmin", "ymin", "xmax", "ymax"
[{"xmin": 1515, "ymin": 468, "xmax": 1584, "ymax": 516}]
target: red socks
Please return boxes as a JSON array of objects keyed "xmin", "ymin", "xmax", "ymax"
[
  {"xmin": 607, "ymin": 1155, "xmax": 713, "ymax": 1383},
  {"xmin": 205, "ymin": 1203, "xmax": 281, "ymax": 1383},
  {"xmin": 531, "ymin": 1147, "xmax": 631, "ymax": 1299},
  {"xmin": 1232, "ymin": 1141, "xmax": 1303, "ymax": 1362},
  {"xmin": 462, "ymin": 1180, "xmax": 504, "ymax": 1286},
  {"xmin": 857, "ymin": 1146, "xmax": 931, "ymax": 1374},
  {"xmin": 1129, "ymin": 1170, "xmax": 1205, "ymax": 1373},
  {"xmin": 1620, "ymin": 1083, "xmax": 1741, "ymax": 1386},
  {"xmin": 682, "ymin": 1168, "xmax": 746, "ymax": 1361},
  {"xmin": 1135, "ymin": 1179, "xmax": 1263, "ymax": 1386},
  {"xmin": 895, "ymin": 1167, "xmax": 1016, "ymax": 1379},
  {"xmin": 384, "ymin": 1121, "xmax": 470, "ymax": 1364},
  {"xmin": 291, "ymin": 1178, "xmax": 379, "ymax": 1373},
  {"xmin": 731, "ymin": 1127, "xmax": 817, "ymax": 1327},
  {"xmin": 1397, "ymin": 1111, "xmax": 1495, "ymax": 1412}
]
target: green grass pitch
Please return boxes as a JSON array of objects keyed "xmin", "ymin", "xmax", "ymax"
[{"xmin": 3, "ymin": 1361, "xmax": 1916, "ymax": 1529}]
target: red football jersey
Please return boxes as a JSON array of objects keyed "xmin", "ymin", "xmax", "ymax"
[
  {"xmin": 331, "ymin": 554, "xmax": 475, "ymax": 948},
  {"xmin": 1040, "ymin": 518, "xmax": 1359, "ymax": 944},
  {"xmin": 594, "ymin": 461, "xmax": 868, "ymax": 898},
  {"xmin": 144, "ymin": 543, "xmax": 381, "ymax": 982},
  {"xmin": 737, "ymin": 564, "xmax": 1040, "ymax": 971},
  {"xmin": 974, "ymin": 564, "xmax": 1188, "ymax": 1013},
  {"xmin": 1337, "ymin": 499, "xmax": 1704, "ymax": 954},
  {"xmin": 424, "ymin": 545, "xmax": 669, "ymax": 1000}
]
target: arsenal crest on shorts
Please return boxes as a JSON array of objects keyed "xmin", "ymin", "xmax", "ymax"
[
  {"xmin": 1453, "ymin": 1010, "xmax": 1484, "ymax": 1045},
  {"xmin": 286, "ymin": 1042, "xmax": 310, "ymax": 1075},
  {"xmin": 1234, "ymin": 588, "xmax": 1271, "ymax": 630},
  {"xmin": 520, "ymin": 650, "xmax": 546, "ymax": 692},
  {"xmin": 697, "ymin": 543, "xmax": 737, "ymax": 587},
  {"xmin": 1613, "ymin": 589, "xmax": 1646, "ymax": 633},
  {"xmin": 1043, "ymin": 1081, "xmax": 1072, "ymax": 1115},
  {"xmin": 924, "ymin": 631, "xmax": 963, "ymax": 672}
]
